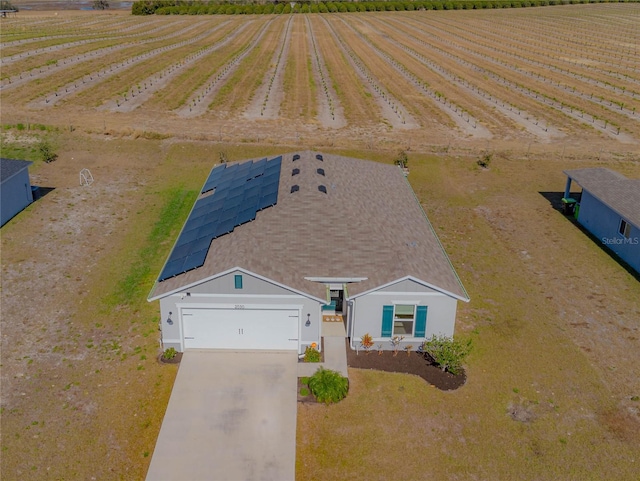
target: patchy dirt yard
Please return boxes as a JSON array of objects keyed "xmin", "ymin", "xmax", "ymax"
[{"xmin": 0, "ymin": 133, "xmax": 181, "ymax": 480}]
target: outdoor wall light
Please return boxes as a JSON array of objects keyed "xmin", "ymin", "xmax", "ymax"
[
  {"xmin": 305, "ymin": 313, "xmax": 311, "ymax": 327},
  {"xmin": 167, "ymin": 312, "xmax": 173, "ymax": 325}
]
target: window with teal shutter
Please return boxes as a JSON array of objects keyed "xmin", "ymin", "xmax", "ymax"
[
  {"xmin": 415, "ymin": 306, "xmax": 428, "ymax": 337},
  {"xmin": 381, "ymin": 305, "xmax": 394, "ymax": 337},
  {"xmin": 234, "ymin": 275, "xmax": 243, "ymax": 289}
]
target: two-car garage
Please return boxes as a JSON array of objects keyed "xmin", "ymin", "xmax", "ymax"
[{"xmin": 180, "ymin": 306, "xmax": 300, "ymax": 351}]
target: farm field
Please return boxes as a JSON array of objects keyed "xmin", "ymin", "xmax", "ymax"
[
  {"xmin": 1, "ymin": 4, "xmax": 640, "ymax": 155},
  {"xmin": 1, "ymin": 4, "xmax": 639, "ymax": 481}
]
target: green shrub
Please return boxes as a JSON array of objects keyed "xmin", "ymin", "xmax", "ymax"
[
  {"xmin": 37, "ymin": 138, "xmax": 57, "ymax": 163},
  {"xmin": 304, "ymin": 346, "xmax": 321, "ymax": 363},
  {"xmin": 162, "ymin": 347, "xmax": 177, "ymax": 360},
  {"xmin": 308, "ymin": 368, "xmax": 348, "ymax": 404},
  {"xmin": 300, "ymin": 387, "xmax": 310, "ymax": 396},
  {"xmin": 421, "ymin": 335, "xmax": 472, "ymax": 375}
]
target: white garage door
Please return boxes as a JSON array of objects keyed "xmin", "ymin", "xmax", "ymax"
[{"xmin": 182, "ymin": 307, "xmax": 299, "ymax": 350}]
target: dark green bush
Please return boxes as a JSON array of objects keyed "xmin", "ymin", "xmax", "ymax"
[
  {"xmin": 421, "ymin": 335, "xmax": 472, "ymax": 375},
  {"xmin": 308, "ymin": 368, "xmax": 348, "ymax": 404}
]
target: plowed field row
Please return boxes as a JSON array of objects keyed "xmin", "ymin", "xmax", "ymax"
[
  {"xmin": 1, "ymin": 20, "xmax": 180, "ymax": 65},
  {"xmin": 1, "ymin": 5, "xmax": 638, "ymax": 151}
]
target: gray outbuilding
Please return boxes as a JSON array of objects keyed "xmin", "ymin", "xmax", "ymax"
[
  {"xmin": 563, "ymin": 168, "xmax": 640, "ymax": 274},
  {"xmin": 148, "ymin": 151, "xmax": 469, "ymax": 355},
  {"xmin": 1, "ymin": 158, "xmax": 33, "ymax": 227}
]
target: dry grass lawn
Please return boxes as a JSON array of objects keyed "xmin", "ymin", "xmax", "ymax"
[
  {"xmin": 296, "ymin": 151, "xmax": 640, "ymax": 480},
  {"xmin": 1, "ymin": 5, "xmax": 639, "ymax": 480}
]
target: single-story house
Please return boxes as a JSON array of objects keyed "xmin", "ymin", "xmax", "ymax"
[
  {"xmin": 563, "ymin": 168, "xmax": 640, "ymax": 274},
  {"xmin": 1, "ymin": 158, "xmax": 33, "ymax": 227},
  {"xmin": 148, "ymin": 151, "xmax": 469, "ymax": 354}
]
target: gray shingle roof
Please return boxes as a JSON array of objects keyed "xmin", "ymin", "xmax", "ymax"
[
  {"xmin": 1, "ymin": 158, "xmax": 32, "ymax": 184},
  {"xmin": 150, "ymin": 151, "xmax": 469, "ymax": 301},
  {"xmin": 564, "ymin": 168, "xmax": 640, "ymax": 228}
]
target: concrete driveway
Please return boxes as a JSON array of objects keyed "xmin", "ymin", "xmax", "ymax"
[{"xmin": 146, "ymin": 350, "xmax": 298, "ymax": 481}]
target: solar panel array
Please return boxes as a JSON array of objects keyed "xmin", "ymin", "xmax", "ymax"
[{"xmin": 159, "ymin": 156, "xmax": 282, "ymax": 281}]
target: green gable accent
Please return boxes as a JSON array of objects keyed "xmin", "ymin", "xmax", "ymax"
[
  {"xmin": 381, "ymin": 305, "xmax": 393, "ymax": 337},
  {"xmin": 415, "ymin": 306, "xmax": 428, "ymax": 337}
]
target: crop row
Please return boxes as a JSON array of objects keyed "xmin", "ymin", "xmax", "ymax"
[
  {"xmin": 305, "ymin": 18, "xmax": 332, "ymax": 122},
  {"xmin": 177, "ymin": 18, "xmax": 274, "ymax": 116},
  {"xmin": 1, "ymin": 21, "xmax": 214, "ymax": 89},
  {"xmin": 1, "ymin": 6, "xmax": 638, "ymax": 143},
  {"xmin": 345, "ymin": 16, "xmax": 490, "ymax": 133},
  {"xmin": 36, "ymin": 22, "xmax": 230, "ymax": 107},
  {"xmin": 394, "ymin": 13, "xmax": 638, "ymax": 135}
]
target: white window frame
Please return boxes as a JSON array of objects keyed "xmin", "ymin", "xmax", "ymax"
[
  {"xmin": 619, "ymin": 219, "xmax": 631, "ymax": 239},
  {"xmin": 393, "ymin": 304, "xmax": 417, "ymax": 337}
]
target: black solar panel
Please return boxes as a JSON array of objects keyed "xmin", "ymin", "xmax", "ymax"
[
  {"xmin": 176, "ymin": 228, "xmax": 199, "ymax": 246},
  {"xmin": 161, "ymin": 259, "xmax": 186, "ymax": 279},
  {"xmin": 317, "ymin": 168, "xmax": 325, "ymax": 176},
  {"xmin": 159, "ymin": 155, "xmax": 282, "ymax": 281},
  {"xmin": 292, "ymin": 168, "xmax": 300, "ymax": 176},
  {"xmin": 184, "ymin": 249, "xmax": 208, "ymax": 270},
  {"xmin": 318, "ymin": 185, "xmax": 327, "ymax": 194},
  {"xmin": 259, "ymin": 192, "xmax": 278, "ymax": 208},
  {"xmin": 292, "ymin": 154, "xmax": 300, "ymax": 161},
  {"xmin": 316, "ymin": 154, "xmax": 323, "ymax": 161},
  {"xmin": 236, "ymin": 207, "xmax": 257, "ymax": 225},
  {"xmin": 201, "ymin": 164, "xmax": 227, "ymax": 194},
  {"xmin": 216, "ymin": 218, "xmax": 236, "ymax": 235},
  {"xmin": 291, "ymin": 185, "xmax": 299, "ymax": 193}
]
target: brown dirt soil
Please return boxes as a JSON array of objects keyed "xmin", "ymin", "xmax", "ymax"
[{"xmin": 346, "ymin": 343, "xmax": 466, "ymax": 391}]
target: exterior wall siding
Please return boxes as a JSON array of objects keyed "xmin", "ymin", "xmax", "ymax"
[
  {"xmin": 578, "ymin": 191, "xmax": 640, "ymax": 273},
  {"xmin": 349, "ymin": 280, "xmax": 457, "ymax": 351},
  {"xmin": 1, "ymin": 169, "xmax": 33, "ymax": 226},
  {"xmin": 158, "ymin": 270, "xmax": 321, "ymax": 353}
]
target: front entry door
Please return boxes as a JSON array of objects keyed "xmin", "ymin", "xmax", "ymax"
[{"xmin": 330, "ymin": 289, "xmax": 344, "ymax": 313}]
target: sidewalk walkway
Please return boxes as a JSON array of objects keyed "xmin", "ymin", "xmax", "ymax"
[{"xmin": 297, "ymin": 320, "xmax": 348, "ymax": 378}]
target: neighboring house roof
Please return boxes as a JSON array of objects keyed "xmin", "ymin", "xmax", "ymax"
[
  {"xmin": 1, "ymin": 158, "xmax": 33, "ymax": 184},
  {"xmin": 564, "ymin": 168, "xmax": 640, "ymax": 228},
  {"xmin": 150, "ymin": 151, "xmax": 469, "ymax": 302}
]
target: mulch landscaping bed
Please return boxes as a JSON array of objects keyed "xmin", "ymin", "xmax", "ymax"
[
  {"xmin": 346, "ymin": 341, "xmax": 466, "ymax": 391},
  {"xmin": 297, "ymin": 377, "xmax": 318, "ymax": 403},
  {"xmin": 158, "ymin": 352, "xmax": 183, "ymax": 364}
]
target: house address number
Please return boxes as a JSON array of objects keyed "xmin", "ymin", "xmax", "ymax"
[{"xmin": 234, "ymin": 304, "xmax": 245, "ymax": 309}]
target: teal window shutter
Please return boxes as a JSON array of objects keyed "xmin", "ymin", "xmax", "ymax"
[
  {"xmin": 381, "ymin": 305, "xmax": 393, "ymax": 337},
  {"xmin": 415, "ymin": 306, "xmax": 428, "ymax": 337},
  {"xmin": 234, "ymin": 275, "xmax": 243, "ymax": 289}
]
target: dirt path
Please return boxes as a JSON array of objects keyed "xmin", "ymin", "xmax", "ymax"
[
  {"xmin": 1, "ymin": 21, "xmax": 196, "ymax": 91},
  {"xmin": 26, "ymin": 21, "xmax": 217, "ymax": 108},
  {"xmin": 322, "ymin": 16, "xmax": 415, "ymax": 131},
  {"xmin": 305, "ymin": 15, "xmax": 346, "ymax": 128},
  {"xmin": 101, "ymin": 21, "xmax": 240, "ymax": 113},
  {"xmin": 344, "ymin": 16, "xmax": 493, "ymax": 139},
  {"xmin": 176, "ymin": 18, "xmax": 273, "ymax": 119},
  {"xmin": 372, "ymin": 17, "xmax": 561, "ymax": 142},
  {"xmin": 243, "ymin": 15, "xmax": 293, "ymax": 120},
  {"xmin": 402, "ymin": 14, "xmax": 639, "ymax": 143},
  {"xmin": 0, "ymin": 18, "xmax": 165, "ymax": 64}
]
